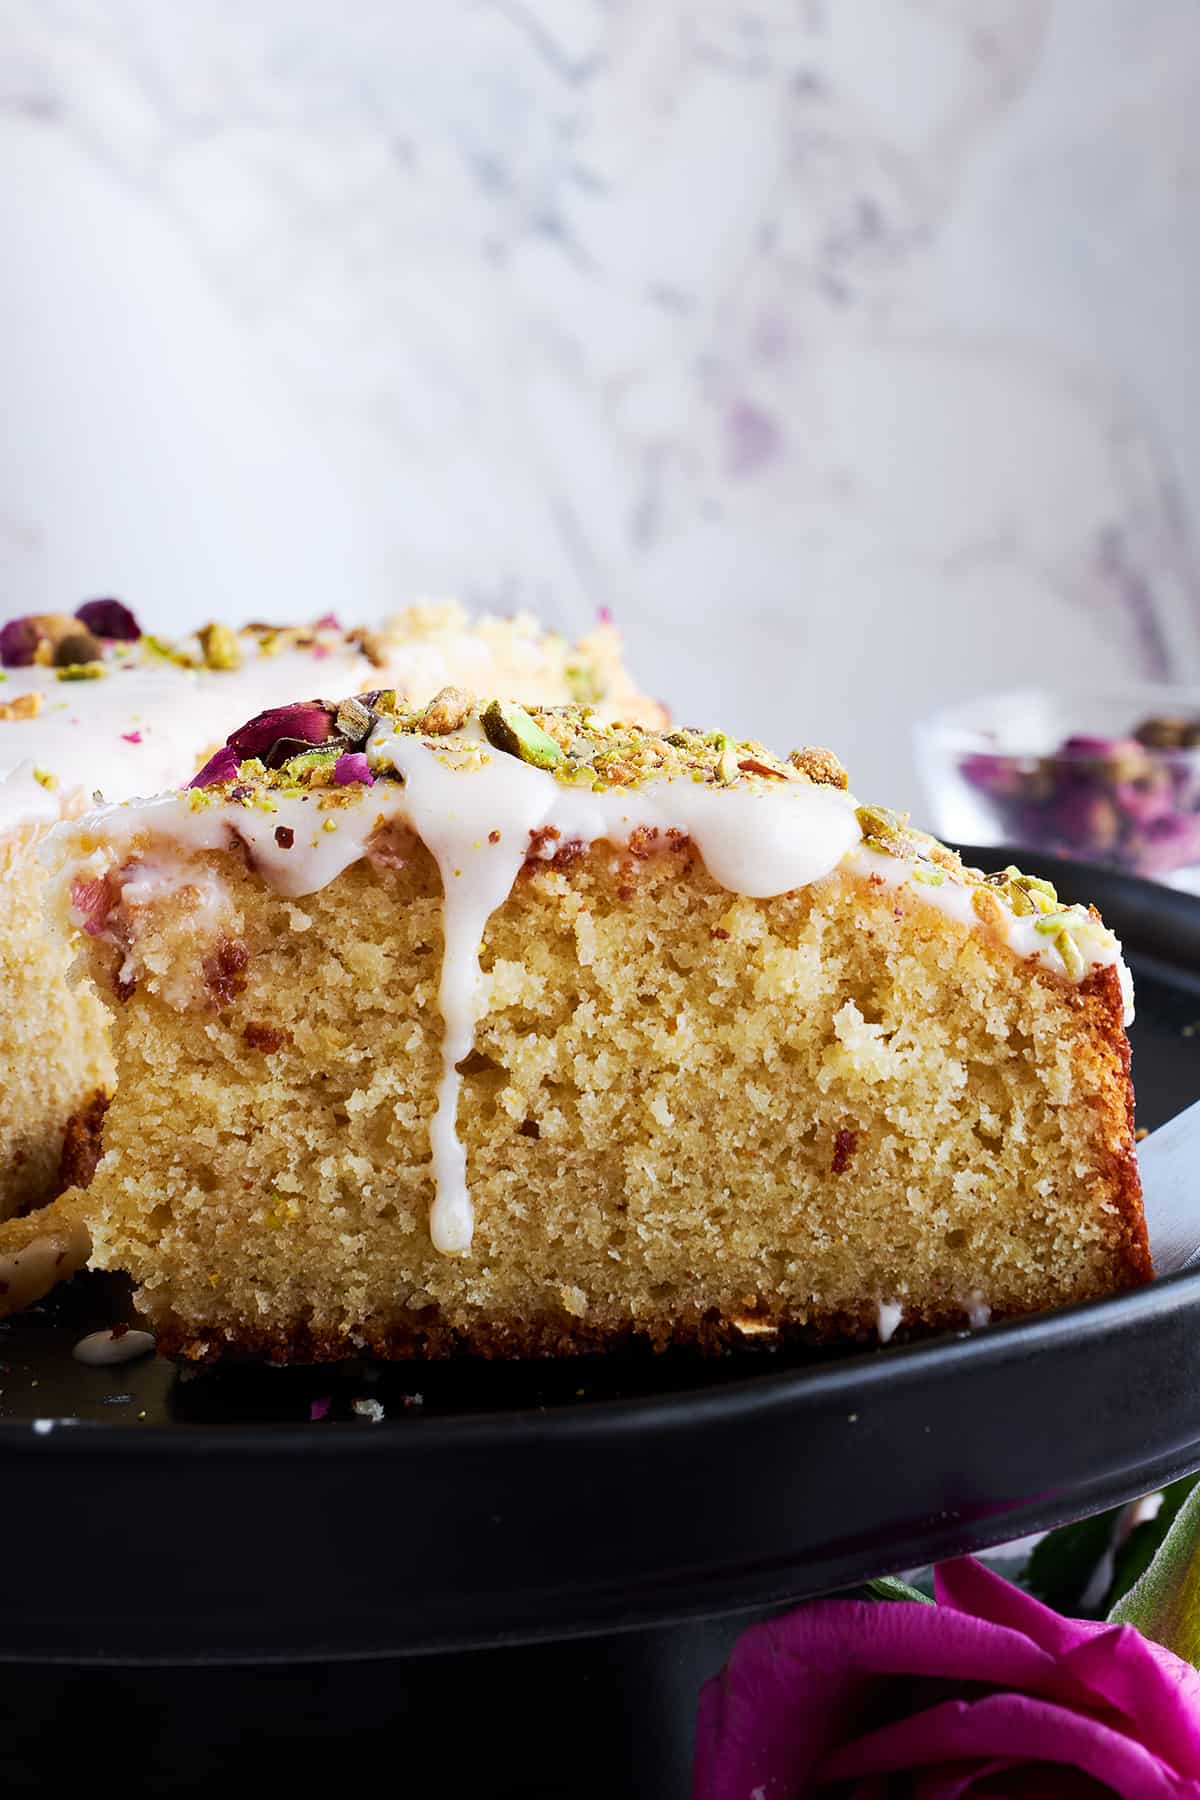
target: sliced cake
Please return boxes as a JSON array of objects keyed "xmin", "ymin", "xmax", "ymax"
[
  {"xmin": 40, "ymin": 692, "xmax": 1148, "ymax": 1357},
  {"xmin": 0, "ymin": 600, "xmax": 658, "ymax": 1223}
]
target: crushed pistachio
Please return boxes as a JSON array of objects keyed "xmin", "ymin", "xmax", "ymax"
[
  {"xmin": 142, "ymin": 634, "xmax": 197, "ymax": 669},
  {"xmin": 55, "ymin": 661, "xmax": 106, "ymax": 681},
  {"xmin": 198, "ymin": 621, "xmax": 242, "ymax": 671},
  {"xmin": 419, "ymin": 686, "xmax": 474, "ymax": 736},
  {"xmin": 283, "ymin": 748, "xmax": 339, "ymax": 783},
  {"xmin": 32, "ymin": 766, "xmax": 57, "ymax": 790},
  {"xmin": 714, "ymin": 733, "xmax": 739, "ymax": 786},
  {"xmin": 336, "ymin": 695, "xmax": 377, "ymax": 740},
  {"xmin": 481, "ymin": 700, "xmax": 566, "ymax": 770},
  {"xmin": 565, "ymin": 659, "xmax": 603, "ymax": 705},
  {"xmin": 1056, "ymin": 930, "xmax": 1085, "ymax": 979},
  {"xmin": 0, "ymin": 690, "xmax": 43, "ymax": 721}
]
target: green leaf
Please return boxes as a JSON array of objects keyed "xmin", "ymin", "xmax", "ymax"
[
  {"xmin": 1025, "ymin": 1508, "xmax": 1123, "ymax": 1617},
  {"xmin": 1109, "ymin": 1479, "xmax": 1200, "ymax": 1666},
  {"xmin": 1106, "ymin": 1477, "xmax": 1200, "ymax": 1615},
  {"xmin": 864, "ymin": 1575, "xmax": 934, "ymax": 1605}
]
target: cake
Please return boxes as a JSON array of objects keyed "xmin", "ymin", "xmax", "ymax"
[
  {"xmin": 38, "ymin": 690, "xmax": 1149, "ymax": 1357},
  {"xmin": 0, "ymin": 599, "xmax": 658, "ymax": 1224}
]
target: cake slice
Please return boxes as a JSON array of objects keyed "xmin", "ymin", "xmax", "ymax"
[
  {"xmin": 44, "ymin": 693, "xmax": 1148, "ymax": 1358},
  {"xmin": 0, "ymin": 600, "xmax": 658, "ymax": 1223}
]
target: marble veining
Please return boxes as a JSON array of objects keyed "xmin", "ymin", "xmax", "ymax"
[{"xmin": 1, "ymin": 0, "xmax": 1199, "ymax": 805}]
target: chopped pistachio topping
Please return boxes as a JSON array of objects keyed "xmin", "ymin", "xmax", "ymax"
[
  {"xmin": 282, "ymin": 748, "xmax": 339, "ymax": 783},
  {"xmin": 56, "ymin": 661, "xmax": 106, "ymax": 681},
  {"xmin": 198, "ymin": 621, "xmax": 242, "ymax": 671},
  {"xmin": 481, "ymin": 700, "xmax": 566, "ymax": 770},
  {"xmin": 858, "ymin": 801, "xmax": 1118, "ymax": 973},
  {"xmin": 419, "ymin": 686, "xmax": 474, "ymax": 736},
  {"xmin": 714, "ymin": 733, "xmax": 739, "ymax": 786},
  {"xmin": 0, "ymin": 690, "xmax": 43, "ymax": 721},
  {"xmin": 1056, "ymin": 929, "xmax": 1085, "ymax": 979},
  {"xmin": 565, "ymin": 659, "xmax": 604, "ymax": 706},
  {"xmin": 336, "ymin": 696, "xmax": 377, "ymax": 739},
  {"xmin": 142, "ymin": 633, "xmax": 198, "ymax": 669}
]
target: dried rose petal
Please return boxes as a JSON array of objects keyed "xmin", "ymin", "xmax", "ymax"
[
  {"xmin": 0, "ymin": 617, "xmax": 40, "ymax": 667},
  {"xmin": 1059, "ymin": 733, "xmax": 1126, "ymax": 759},
  {"xmin": 75, "ymin": 598, "xmax": 140, "ymax": 641},
  {"xmin": 333, "ymin": 751, "xmax": 374, "ymax": 786},
  {"xmin": 313, "ymin": 613, "xmax": 342, "ymax": 631},
  {"xmin": 189, "ymin": 745, "xmax": 240, "ymax": 789},
  {"xmin": 1114, "ymin": 775, "xmax": 1175, "ymax": 829},
  {"xmin": 227, "ymin": 701, "xmax": 336, "ymax": 769}
]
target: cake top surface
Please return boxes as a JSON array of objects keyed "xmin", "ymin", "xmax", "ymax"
[
  {"xmin": 63, "ymin": 685, "xmax": 1130, "ymax": 1025},
  {"xmin": 0, "ymin": 601, "xmax": 651, "ymax": 832},
  {"xmin": 183, "ymin": 688, "xmax": 851, "ymax": 799}
]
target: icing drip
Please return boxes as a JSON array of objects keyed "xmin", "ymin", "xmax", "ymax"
[
  {"xmin": 876, "ymin": 1300, "xmax": 904, "ymax": 1343},
  {"xmin": 73, "ymin": 1327, "xmax": 156, "ymax": 1366},
  {"xmin": 367, "ymin": 727, "xmax": 863, "ymax": 1251},
  {"xmin": 379, "ymin": 736, "xmax": 554, "ymax": 1254}
]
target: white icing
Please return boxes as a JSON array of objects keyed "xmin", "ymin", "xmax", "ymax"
[
  {"xmin": 964, "ymin": 1294, "xmax": 991, "ymax": 1330},
  {"xmin": 876, "ymin": 1300, "xmax": 904, "ymax": 1343},
  {"xmin": 73, "ymin": 1327, "xmax": 156, "ymax": 1366},
  {"xmin": 0, "ymin": 647, "xmax": 372, "ymax": 835},
  {"xmin": 0, "ymin": 602, "xmax": 584, "ymax": 835}
]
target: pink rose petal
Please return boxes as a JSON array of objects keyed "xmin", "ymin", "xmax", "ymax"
[
  {"xmin": 816, "ymin": 1691, "xmax": 1192, "ymax": 1798},
  {"xmin": 695, "ymin": 1559, "xmax": 1200, "ymax": 1800},
  {"xmin": 189, "ymin": 745, "xmax": 240, "ymax": 789},
  {"xmin": 333, "ymin": 752, "xmax": 374, "ymax": 786},
  {"xmin": 227, "ymin": 701, "xmax": 335, "ymax": 769}
]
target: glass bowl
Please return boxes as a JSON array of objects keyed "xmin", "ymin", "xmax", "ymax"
[{"xmin": 914, "ymin": 687, "xmax": 1200, "ymax": 891}]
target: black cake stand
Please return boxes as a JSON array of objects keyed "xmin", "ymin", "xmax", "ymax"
[{"xmin": 3, "ymin": 849, "xmax": 1200, "ymax": 1797}]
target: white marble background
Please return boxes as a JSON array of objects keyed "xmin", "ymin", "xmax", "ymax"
[{"xmin": 1, "ymin": 0, "xmax": 1199, "ymax": 806}]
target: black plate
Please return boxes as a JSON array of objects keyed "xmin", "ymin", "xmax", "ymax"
[{"xmin": 2, "ymin": 846, "xmax": 1200, "ymax": 1667}]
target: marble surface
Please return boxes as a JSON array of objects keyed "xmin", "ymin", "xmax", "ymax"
[{"xmin": 2, "ymin": 0, "xmax": 1200, "ymax": 807}]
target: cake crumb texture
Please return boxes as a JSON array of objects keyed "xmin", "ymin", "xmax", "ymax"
[
  {"xmin": 67, "ymin": 831, "xmax": 1146, "ymax": 1359},
  {"xmin": 0, "ymin": 820, "xmax": 112, "ymax": 1221}
]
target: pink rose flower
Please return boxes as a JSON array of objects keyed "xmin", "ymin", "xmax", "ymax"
[{"xmin": 695, "ymin": 1558, "xmax": 1200, "ymax": 1798}]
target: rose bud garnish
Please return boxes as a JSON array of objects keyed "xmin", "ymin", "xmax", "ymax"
[
  {"xmin": 188, "ymin": 745, "xmax": 241, "ymax": 789},
  {"xmin": 227, "ymin": 701, "xmax": 338, "ymax": 771},
  {"xmin": 0, "ymin": 617, "xmax": 41, "ymax": 667},
  {"xmin": 75, "ymin": 598, "xmax": 141, "ymax": 641}
]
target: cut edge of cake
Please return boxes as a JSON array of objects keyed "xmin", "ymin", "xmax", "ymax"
[
  {"xmin": 36, "ymin": 691, "xmax": 1149, "ymax": 1358},
  {"xmin": 0, "ymin": 601, "xmax": 662, "ymax": 1223}
]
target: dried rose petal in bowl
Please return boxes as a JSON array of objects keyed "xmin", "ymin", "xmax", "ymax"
[{"xmin": 916, "ymin": 689, "xmax": 1200, "ymax": 890}]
